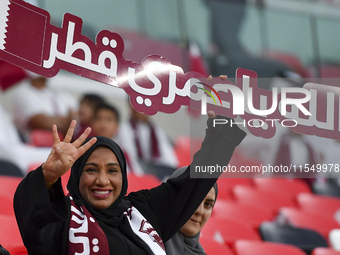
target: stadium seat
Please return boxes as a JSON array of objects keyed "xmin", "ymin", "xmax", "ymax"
[
  {"xmin": 0, "ymin": 176, "xmax": 23, "ymax": 200},
  {"xmin": 259, "ymin": 221, "xmax": 328, "ymax": 255},
  {"xmin": 0, "ymin": 195, "xmax": 14, "ymax": 215},
  {"xmin": 233, "ymin": 240, "xmax": 307, "ymax": 255},
  {"xmin": 279, "ymin": 207, "xmax": 340, "ymax": 239},
  {"xmin": 6, "ymin": 243, "xmax": 28, "ymax": 255},
  {"xmin": 216, "ymin": 178, "xmax": 253, "ymax": 201},
  {"xmin": 253, "ymin": 178, "xmax": 312, "ymax": 201},
  {"xmin": 29, "ymin": 129, "xmax": 64, "ymax": 147},
  {"xmin": 232, "ymin": 185, "xmax": 296, "ymax": 215},
  {"xmin": 173, "ymin": 136, "xmax": 203, "ymax": 168},
  {"xmin": 200, "ymin": 217, "xmax": 261, "ymax": 246},
  {"xmin": 0, "ymin": 215, "xmax": 25, "ymax": 252},
  {"xmin": 127, "ymin": 173, "xmax": 161, "ymax": 194},
  {"xmin": 200, "ymin": 237, "xmax": 235, "ymax": 255},
  {"xmin": 297, "ymin": 193, "xmax": 340, "ymax": 218},
  {"xmin": 211, "ymin": 200, "xmax": 273, "ymax": 229},
  {"xmin": 312, "ymin": 248, "xmax": 340, "ymax": 255}
]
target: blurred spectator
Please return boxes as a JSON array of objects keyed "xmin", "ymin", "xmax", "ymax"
[
  {"xmin": 92, "ymin": 103, "xmax": 120, "ymax": 140},
  {"xmin": 92, "ymin": 102, "xmax": 143, "ymax": 174},
  {"xmin": 206, "ymin": 0, "xmax": 294, "ymax": 89},
  {"xmin": 117, "ymin": 102, "xmax": 178, "ymax": 179},
  {"xmin": 10, "ymin": 72, "xmax": 77, "ymax": 142},
  {"xmin": 0, "ymin": 101, "xmax": 50, "ymax": 175},
  {"xmin": 73, "ymin": 93, "xmax": 106, "ymax": 140}
]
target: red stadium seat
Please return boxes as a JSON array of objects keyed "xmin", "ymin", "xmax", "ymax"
[
  {"xmin": 0, "ymin": 215, "xmax": 25, "ymax": 252},
  {"xmin": 0, "ymin": 176, "xmax": 22, "ymax": 200},
  {"xmin": 200, "ymin": 237, "xmax": 235, "ymax": 255},
  {"xmin": 200, "ymin": 217, "xmax": 261, "ymax": 246},
  {"xmin": 232, "ymin": 185, "xmax": 296, "ymax": 215},
  {"xmin": 216, "ymin": 178, "xmax": 252, "ymax": 201},
  {"xmin": 29, "ymin": 129, "xmax": 64, "ymax": 147},
  {"xmin": 127, "ymin": 173, "xmax": 161, "ymax": 194},
  {"xmin": 297, "ymin": 193, "xmax": 340, "ymax": 218},
  {"xmin": 211, "ymin": 200, "xmax": 273, "ymax": 229},
  {"xmin": 174, "ymin": 136, "xmax": 203, "ymax": 168},
  {"xmin": 6, "ymin": 243, "xmax": 28, "ymax": 255},
  {"xmin": 253, "ymin": 178, "xmax": 312, "ymax": 201},
  {"xmin": 312, "ymin": 248, "xmax": 340, "ymax": 255},
  {"xmin": 279, "ymin": 207, "xmax": 340, "ymax": 239},
  {"xmin": 0, "ymin": 195, "xmax": 14, "ymax": 215},
  {"xmin": 233, "ymin": 240, "xmax": 307, "ymax": 255}
]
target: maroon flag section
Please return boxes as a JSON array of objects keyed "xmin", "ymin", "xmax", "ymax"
[{"xmin": 0, "ymin": 0, "xmax": 339, "ymax": 140}]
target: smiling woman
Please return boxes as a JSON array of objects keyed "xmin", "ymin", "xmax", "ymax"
[
  {"xmin": 13, "ymin": 115, "xmax": 246, "ymax": 255},
  {"xmin": 165, "ymin": 167, "xmax": 218, "ymax": 255}
]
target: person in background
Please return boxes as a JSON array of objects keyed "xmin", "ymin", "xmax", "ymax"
[
  {"xmin": 117, "ymin": 102, "xmax": 179, "ymax": 179},
  {"xmin": 92, "ymin": 102, "xmax": 142, "ymax": 174},
  {"xmin": 0, "ymin": 101, "xmax": 50, "ymax": 175},
  {"xmin": 165, "ymin": 167, "xmax": 218, "ymax": 255},
  {"xmin": 73, "ymin": 93, "xmax": 106, "ymax": 140},
  {"xmin": 10, "ymin": 72, "xmax": 78, "ymax": 142},
  {"xmin": 92, "ymin": 103, "xmax": 120, "ymax": 141}
]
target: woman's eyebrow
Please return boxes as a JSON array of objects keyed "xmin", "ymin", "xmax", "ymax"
[
  {"xmin": 84, "ymin": 162, "xmax": 120, "ymax": 167},
  {"xmin": 107, "ymin": 163, "xmax": 120, "ymax": 167},
  {"xmin": 206, "ymin": 199, "xmax": 215, "ymax": 203}
]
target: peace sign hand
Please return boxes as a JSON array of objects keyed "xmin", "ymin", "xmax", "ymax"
[{"xmin": 42, "ymin": 120, "xmax": 97, "ymax": 188}]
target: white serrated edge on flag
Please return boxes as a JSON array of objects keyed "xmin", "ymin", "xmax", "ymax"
[{"xmin": 0, "ymin": 0, "xmax": 11, "ymax": 50}]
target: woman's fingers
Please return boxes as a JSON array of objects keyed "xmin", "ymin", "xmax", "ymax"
[
  {"xmin": 77, "ymin": 137, "xmax": 97, "ymax": 157},
  {"xmin": 52, "ymin": 124, "xmax": 61, "ymax": 145},
  {"xmin": 72, "ymin": 126, "xmax": 92, "ymax": 148},
  {"xmin": 63, "ymin": 119, "xmax": 77, "ymax": 143}
]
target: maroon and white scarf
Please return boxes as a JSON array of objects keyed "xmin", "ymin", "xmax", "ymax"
[{"xmin": 68, "ymin": 197, "xmax": 166, "ymax": 255}]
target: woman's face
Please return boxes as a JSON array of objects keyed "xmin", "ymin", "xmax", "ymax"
[
  {"xmin": 79, "ymin": 147, "xmax": 123, "ymax": 210},
  {"xmin": 180, "ymin": 187, "xmax": 216, "ymax": 237}
]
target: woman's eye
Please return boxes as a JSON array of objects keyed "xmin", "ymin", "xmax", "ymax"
[
  {"xmin": 204, "ymin": 202, "xmax": 213, "ymax": 208},
  {"xmin": 85, "ymin": 168, "xmax": 97, "ymax": 173},
  {"xmin": 108, "ymin": 168, "xmax": 118, "ymax": 173}
]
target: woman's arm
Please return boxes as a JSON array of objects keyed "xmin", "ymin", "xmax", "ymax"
[
  {"xmin": 14, "ymin": 120, "xmax": 97, "ymax": 254},
  {"xmin": 127, "ymin": 114, "xmax": 247, "ymax": 242}
]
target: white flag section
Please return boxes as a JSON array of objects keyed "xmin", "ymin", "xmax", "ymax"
[{"xmin": 0, "ymin": 0, "xmax": 10, "ymax": 50}]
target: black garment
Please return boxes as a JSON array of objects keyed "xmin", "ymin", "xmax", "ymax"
[{"xmin": 14, "ymin": 117, "xmax": 246, "ymax": 255}]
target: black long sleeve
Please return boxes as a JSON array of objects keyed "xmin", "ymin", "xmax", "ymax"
[{"xmin": 126, "ymin": 117, "xmax": 246, "ymax": 242}]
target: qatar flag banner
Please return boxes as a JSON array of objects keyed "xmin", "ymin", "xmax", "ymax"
[{"xmin": 0, "ymin": 0, "xmax": 339, "ymax": 141}]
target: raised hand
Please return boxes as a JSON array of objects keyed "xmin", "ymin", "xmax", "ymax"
[{"xmin": 42, "ymin": 120, "xmax": 97, "ymax": 188}]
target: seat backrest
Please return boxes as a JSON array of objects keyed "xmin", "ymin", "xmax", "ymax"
[
  {"xmin": 279, "ymin": 207, "xmax": 339, "ymax": 239},
  {"xmin": 232, "ymin": 185, "xmax": 295, "ymax": 215},
  {"xmin": 30, "ymin": 129, "xmax": 64, "ymax": 147},
  {"xmin": 211, "ymin": 200, "xmax": 273, "ymax": 228},
  {"xmin": 259, "ymin": 221, "xmax": 328, "ymax": 254},
  {"xmin": 201, "ymin": 217, "xmax": 261, "ymax": 246},
  {"xmin": 0, "ymin": 176, "xmax": 23, "ymax": 200},
  {"xmin": 200, "ymin": 237, "xmax": 235, "ymax": 255},
  {"xmin": 233, "ymin": 240, "xmax": 307, "ymax": 255},
  {"xmin": 127, "ymin": 173, "xmax": 161, "ymax": 194},
  {"xmin": 0, "ymin": 215, "xmax": 24, "ymax": 251},
  {"xmin": 253, "ymin": 178, "xmax": 311, "ymax": 200},
  {"xmin": 297, "ymin": 193, "xmax": 340, "ymax": 217}
]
